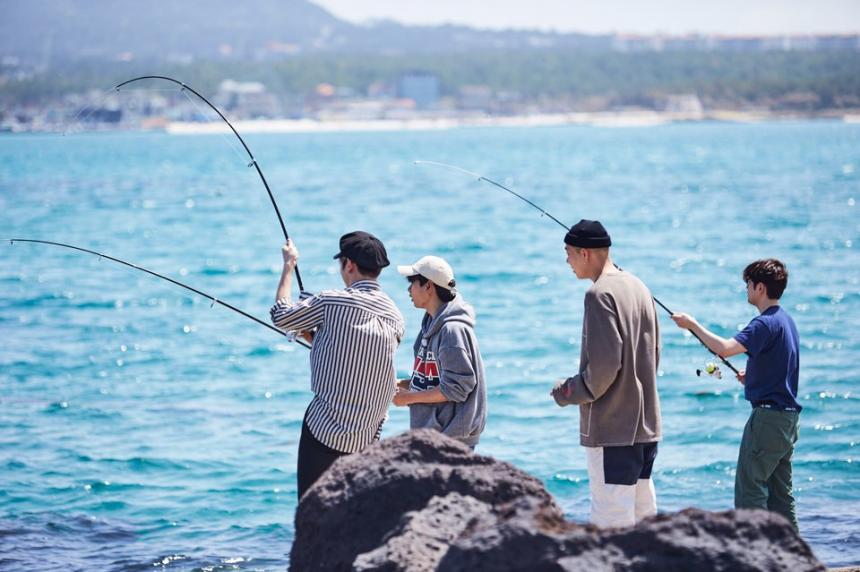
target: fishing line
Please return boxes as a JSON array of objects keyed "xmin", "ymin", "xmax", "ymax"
[
  {"xmin": 414, "ymin": 160, "xmax": 740, "ymax": 375},
  {"xmin": 177, "ymin": 88, "xmax": 248, "ymax": 165},
  {"xmin": 6, "ymin": 239, "xmax": 311, "ymax": 350},
  {"xmin": 414, "ymin": 161, "xmax": 569, "ymax": 229},
  {"xmin": 64, "ymin": 85, "xmax": 191, "ymax": 136},
  {"xmin": 63, "ymin": 86, "xmax": 125, "ymax": 136},
  {"xmin": 113, "ymin": 75, "xmax": 305, "ymax": 292}
]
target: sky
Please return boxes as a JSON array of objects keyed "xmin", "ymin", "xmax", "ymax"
[{"xmin": 313, "ymin": 0, "xmax": 860, "ymax": 36}]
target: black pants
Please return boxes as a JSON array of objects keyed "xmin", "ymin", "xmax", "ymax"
[{"xmin": 297, "ymin": 420, "xmax": 347, "ymax": 499}]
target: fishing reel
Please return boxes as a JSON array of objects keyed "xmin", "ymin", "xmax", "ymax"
[{"xmin": 696, "ymin": 362, "xmax": 722, "ymax": 379}]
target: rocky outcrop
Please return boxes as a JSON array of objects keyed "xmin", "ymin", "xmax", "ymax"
[{"xmin": 290, "ymin": 429, "xmax": 824, "ymax": 572}]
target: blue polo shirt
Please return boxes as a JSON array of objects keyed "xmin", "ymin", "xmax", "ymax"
[{"xmin": 734, "ymin": 305, "xmax": 801, "ymax": 412}]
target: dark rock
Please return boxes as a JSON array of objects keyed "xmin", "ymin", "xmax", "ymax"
[
  {"xmin": 353, "ymin": 493, "xmax": 496, "ymax": 571},
  {"xmin": 441, "ymin": 505, "xmax": 825, "ymax": 572},
  {"xmin": 291, "ymin": 429, "xmax": 558, "ymax": 571},
  {"xmin": 290, "ymin": 429, "xmax": 825, "ymax": 572}
]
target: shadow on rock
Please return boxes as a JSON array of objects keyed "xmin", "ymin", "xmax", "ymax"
[{"xmin": 290, "ymin": 429, "xmax": 824, "ymax": 572}]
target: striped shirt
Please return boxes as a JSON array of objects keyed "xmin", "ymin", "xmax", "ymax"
[{"xmin": 270, "ymin": 279, "xmax": 405, "ymax": 453}]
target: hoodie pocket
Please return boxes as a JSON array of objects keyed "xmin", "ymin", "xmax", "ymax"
[{"xmin": 433, "ymin": 404, "xmax": 456, "ymax": 433}]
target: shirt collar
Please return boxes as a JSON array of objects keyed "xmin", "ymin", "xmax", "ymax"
[{"xmin": 349, "ymin": 279, "xmax": 381, "ymax": 291}]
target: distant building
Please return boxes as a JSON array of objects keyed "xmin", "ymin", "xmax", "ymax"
[
  {"xmin": 458, "ymin": 85, "xmax": 493, "ymax": 112},
  {"xmin": 398, "ymin": 72, "xmax": 439, "ymax": 110},
  {"xmin": 84, "ymin": 108, "xmax": 122, "ymax": 124},
  {"xmin": 494, "ymin": 90, "xmax": 524, "ymax": 114},
  {"xmin": 612, "ymin": 34, "xmax": 665, "ymax": 52},
  {"xmin": 663, "ymin": 94, "xmax": 704, "ymax": 115},
  {"xmin": 609, "ymin": 33, "xmax": 860, "ymax": 53},
  {"xmin": 781, "ymin": 36, "xmax": 818, "ymax": 51},
  {"xmin": 662, "ymin": 35, "xmax": 710, "ymax": 51},
  {"xmin": 315, "ymin": 83, "xmax": 336, "ymax": 98},
  {"xmin": 367, "ymin": 81, "xmax": 395, "ymax": 100},
  {"xmin": 216, "ymin": 80, "xmax": 279, "ymax": 118},
  {"xmin": 716, "ymin": 36, "xmax": 768, "ymax": 52}
]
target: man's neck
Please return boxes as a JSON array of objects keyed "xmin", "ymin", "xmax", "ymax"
[
  {"xmin": 756, "ymin": 299, "xmax": 780, "ymax": 313},
  {"xmin": 426, "ymin": 296, "xmax": 443, "ymax": 318},
  {"xmin": 591, "ymin": 257, "xmax": 616, "ymax": 282}
]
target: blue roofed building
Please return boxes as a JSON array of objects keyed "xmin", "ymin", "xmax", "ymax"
[{"xmin": 398, "ymin": 72, "xmax": 439, "ymax": 110}]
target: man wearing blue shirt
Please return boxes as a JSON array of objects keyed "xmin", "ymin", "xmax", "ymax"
[{"xmin": 671, "ymin": 259, "xmax": 800, "ymax": 529}]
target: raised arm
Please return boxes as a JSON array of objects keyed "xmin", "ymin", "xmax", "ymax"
[
  {"xmin": 275, "ymin": 240, "xmax": 298, "ymax": 304},
  {"xmin": 270, "ymin": 240, "xmax": 325, "ymax": 333}
]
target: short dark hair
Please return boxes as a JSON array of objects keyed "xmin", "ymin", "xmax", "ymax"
[
  {"xmin": 743, "ymin": 259, "xmax": 788, "ymax": 299},
  {"xmin": 408, "ymin": 274, "xmax": 456, "ymax": 302},
  {"xmin": 339, "ymin": 256, "xmax": 381, "ymax": 279}
]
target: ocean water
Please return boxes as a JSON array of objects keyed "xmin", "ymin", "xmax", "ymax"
[{"xmin": 1, "ymin": 122, "xmax": 858, "ymax": 570}]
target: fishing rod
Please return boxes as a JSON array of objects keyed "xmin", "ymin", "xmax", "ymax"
[
  {"xmin": 7, "ymin": 239, "xmax": 311, "ymax": 350},
  {"xmin": 414, "ymin": 160, "xmax": 740, "ymax": 375},
  {"xmin": 113, "ymin": 75, "xmax": 305, "ymax": 292}
]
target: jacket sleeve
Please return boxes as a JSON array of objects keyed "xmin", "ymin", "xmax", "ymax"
[
  {"xmin": 436, "ymin": 324, "xmax": 478, "ymax": 403},
  {"xmin": 269, "ymin": 293, "xmax": 326, "ymax": 332},
  {"xmin": 560, "ymin": 290, "xmax": 623, "ymax": 405}
]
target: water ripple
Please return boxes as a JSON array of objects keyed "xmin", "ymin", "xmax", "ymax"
[{"xmin": 2, "ymin": 124, "xmax": 858, "ymax": 568}]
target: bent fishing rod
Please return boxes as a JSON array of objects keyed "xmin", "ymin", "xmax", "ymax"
[
  {"xmin": 414, "ymin": 160, "xmax": 740, "ymax": 375},
  {"xmin": 113, "ymin": 75, "xmax": 305, "ymax": 292},
  {"xmin": 7, "ymin": 239, "xmax": 311, "ymax": 350}
]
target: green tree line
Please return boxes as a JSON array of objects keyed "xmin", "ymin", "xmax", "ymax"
[{"xmin": 3, "ymin": 50, "xmax": 859, "ymax": 109}]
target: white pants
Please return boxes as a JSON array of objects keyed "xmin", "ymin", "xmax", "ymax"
[{"xmin": 586, "ymin": 446, "xmax": 657, "ymax": 528}]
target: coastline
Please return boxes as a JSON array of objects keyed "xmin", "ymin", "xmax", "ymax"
[
  {"xmin": 161, "ymin": 110, "xmax": 860, "ymax": 135},
  {"xmin": 4, "ymin": 109, "xmax": 859, "ymax": 136}
]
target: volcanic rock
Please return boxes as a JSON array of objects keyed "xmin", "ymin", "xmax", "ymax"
[{"xmin": 290, "ymin": 429, "xmax": 824, "ymax": 572}]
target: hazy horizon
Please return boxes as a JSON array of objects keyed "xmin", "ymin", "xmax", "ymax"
[{"xmin": 314, "ymin": 0, "xmax": 860, "ymax": 36}]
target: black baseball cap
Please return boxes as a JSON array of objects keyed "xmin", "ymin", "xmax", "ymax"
[
  {"xmin": 564, "ymin": 219, "xmax": 612, "ymax": 248},
  {"xmin": 332, "ymin": 231, "xmax": 390, "ymax": 270}
]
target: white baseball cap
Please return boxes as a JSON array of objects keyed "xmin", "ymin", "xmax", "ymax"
[{"xmin": 397, "ymin": 256, "xmax": 456, "ymax": 291}]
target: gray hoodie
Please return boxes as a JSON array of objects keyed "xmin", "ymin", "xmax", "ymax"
[{"xmin": 408, "ymin": 295, "xmax": 487, "ymax": 447}]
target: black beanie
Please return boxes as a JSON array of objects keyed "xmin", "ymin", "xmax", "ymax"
[{"xmin": 564, "ymin": 219, "xmax": 612, "ymax": 248}]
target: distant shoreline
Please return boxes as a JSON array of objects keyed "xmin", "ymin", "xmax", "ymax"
[
  {"xmin": 3, "ymin": 110, "xmax": 860, "ymax": 135},
  {"xmin": 162, "ymin": 110, "xmax": 860, "ymax": 134}
]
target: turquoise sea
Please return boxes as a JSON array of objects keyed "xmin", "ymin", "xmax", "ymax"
[{"xmin": 1, "ymin": 122, "xmax": 858, "ymax": 570}]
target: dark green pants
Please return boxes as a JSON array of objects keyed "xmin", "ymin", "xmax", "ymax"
[{"xmin": 735, "ymin": 407, "xmax": 800, "ymax": 529}]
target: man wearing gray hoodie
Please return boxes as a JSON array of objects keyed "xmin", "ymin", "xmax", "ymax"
[{"xmin": 392, "ymin": 256, "xmax": 487, "ymax": 448}]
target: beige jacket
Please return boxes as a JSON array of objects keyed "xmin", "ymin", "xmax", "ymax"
[{"xmin": 552, "ymin": 267, "xmax": 662, "ymax": 447}]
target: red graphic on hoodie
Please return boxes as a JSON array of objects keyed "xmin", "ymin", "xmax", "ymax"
[{"xmin": 410, "ymin": 349, "xmax": 440, "ymax": 391}]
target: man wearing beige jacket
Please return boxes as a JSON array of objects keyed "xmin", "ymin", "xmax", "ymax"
[{"xmin": 551, "ymin": 219, "xmax": 662, "ymax": 528}]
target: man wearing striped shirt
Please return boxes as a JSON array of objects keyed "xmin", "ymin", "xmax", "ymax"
[{"xmin": 271, "ymin": 231, "xmax": 405, "ymax": 499}]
